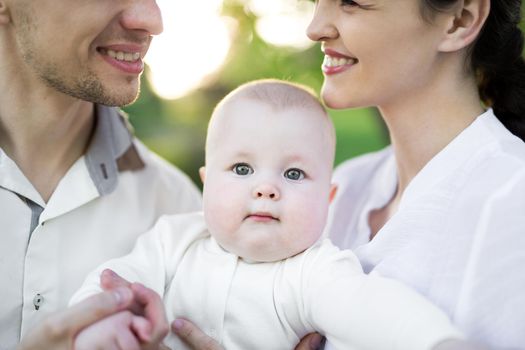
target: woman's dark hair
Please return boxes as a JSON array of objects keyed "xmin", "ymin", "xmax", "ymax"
[{"xmin": 422, "ymin": 0, "xmax": 525, "ymax": 141}]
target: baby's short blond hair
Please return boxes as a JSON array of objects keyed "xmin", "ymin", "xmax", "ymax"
[
  {"xmin": 213, "ymin": 79, "xmax": 327, "ymax": 116},
  {"xmin": 206, "ymin": 79, "xmax": 335, "ymax": 165}
]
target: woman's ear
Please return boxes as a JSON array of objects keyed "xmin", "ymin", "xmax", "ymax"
[
  {"xmin": 438, "ymin": 0, "xmax": 490, "ymax": 52},
  {"xmin": 199, "ymin": 166, "xmax": 206, "ymax": 184},
  {"xmin": 0, "ymin": 1, "xmax": 10, "ymax": 25}
]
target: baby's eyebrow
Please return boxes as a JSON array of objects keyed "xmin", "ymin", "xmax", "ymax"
[
  {"xmin": 230, "ymin": 151, "xmax": 252, "ymax": 159},
  {"xmin": 282, "ymin": 154, "xmax": 307, "ymax": 164}
]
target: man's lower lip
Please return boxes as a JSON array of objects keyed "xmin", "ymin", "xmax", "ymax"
[
  {"xmin": 322, "ymin": 64, "xmax": 354, "ymax": 75},
  {"xmin": 100, "ymin": 53, "xmax": 144, "ymax": 74}
]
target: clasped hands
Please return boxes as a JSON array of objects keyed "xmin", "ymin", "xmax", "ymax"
[{"xmin": 18, "ymin": 269, "xmax": 320, "ymax": 350}]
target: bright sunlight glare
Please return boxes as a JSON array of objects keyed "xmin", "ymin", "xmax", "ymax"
[
  {"xmin": 145, "ymin": 0, "xmax": 232, "ymax": 100},
  {"xmin": 248, "ymin": 0, "xmax": 315, "ymax": 50}
]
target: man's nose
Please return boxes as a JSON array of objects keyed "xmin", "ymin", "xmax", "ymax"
[{"xmin": 120, "ymin": 0, "xmax": 164, "ymax": 36}]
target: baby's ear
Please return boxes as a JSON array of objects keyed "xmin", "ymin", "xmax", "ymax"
[
  {"xmin": 329, "ymin": 184, "xmax": 338, "ymax": 203},
  {"xmin": 199, "ymin": 166, "xmax": 206, "ymax": 184}
]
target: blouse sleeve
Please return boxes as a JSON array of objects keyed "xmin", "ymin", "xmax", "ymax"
[
  {"xmin": 453, "ymin": 169, "xmax": 525, "ymax": 347},
  {"xmin": 302, "ymin": 240, "xmax": 463, "ymax": 350}
]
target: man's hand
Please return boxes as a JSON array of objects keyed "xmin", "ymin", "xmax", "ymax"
[
  {"xmin": 75, "ymin": 311, "xmax": 152, "ymax": 350},
  {"xmin": 100, "ymin": 270, "xmax": 223, "ymax": 350},
  {"xmin": 18, "ymin": 287, "xmax": 134, "ymax": 350},
  {"xmin": 100, "ymin": 269, "xmax": 169, "ymax": 346}
]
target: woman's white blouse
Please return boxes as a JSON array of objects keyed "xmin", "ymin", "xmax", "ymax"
[{"xmin": 325, "ymin": 109, "xmax": 525, "ymax": 348}]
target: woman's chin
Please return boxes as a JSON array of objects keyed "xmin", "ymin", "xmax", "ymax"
[
  {"xmin": 321, "ymin": 85, "xmax": 360, "ymax": 109},
  {"xmin": 322, "ymin": 93, "xmax": 357, "ymax": 110}
]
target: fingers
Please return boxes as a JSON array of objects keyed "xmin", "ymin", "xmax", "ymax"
[
  {"xmin": 130, "ymin": 314, "xmax": 152, "ymax": 343},
  {"xmin": 115, "ymin": 328, "xmax": 142, "ymax": 350},
  {"xmin": 100, "ymin": 269, "xmax": 132, "ymax": 290},
  {"xmin": 131, "ymin": 283, "xmax": 169, "ymax": 343},
  {"xmin": 294, "ymin": 333, "xmax": 324, "ymax": 350},
  {"xmin": 74, "ymin": 311, "xmax": 141, "ymax": 350},
  {"xmin": 172, "ymin": 318, "xmax": 224, "ymax": 350},
  {"xmin": 44, "ymin": 287, "xmax": 133, "ymax": 341}
]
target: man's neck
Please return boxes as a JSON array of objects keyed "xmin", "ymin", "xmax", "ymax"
[{"xmin": 0, "ymin": 84, "xmax": 95, "ymax": 203}]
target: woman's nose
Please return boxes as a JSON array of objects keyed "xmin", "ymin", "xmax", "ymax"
[
  {"xmin": 253, "ymin": 183, "xmax": 280, "ymax": 200},
  {"xmin": 306, "ymin": 0, "xmax": 338, "ymax": 42}
]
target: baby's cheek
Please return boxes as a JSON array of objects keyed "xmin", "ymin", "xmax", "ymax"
[{"xmin": 293, "ymin": 199, "xmax": 328, "ymax": 239}]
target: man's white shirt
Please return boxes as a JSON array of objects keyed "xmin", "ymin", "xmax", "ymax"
[{"xmin": 0, "ymin": 105, "xmax": 201, "ymax": 348}]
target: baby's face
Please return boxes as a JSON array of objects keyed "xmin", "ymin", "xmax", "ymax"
[{"xmin": 202, "ymin": 99, "xmax": 335, "ymax": 262}]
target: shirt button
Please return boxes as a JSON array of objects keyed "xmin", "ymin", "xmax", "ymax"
[{"xmin": 33, "ymin": 293, "xmax": 44, "ymax": 310}]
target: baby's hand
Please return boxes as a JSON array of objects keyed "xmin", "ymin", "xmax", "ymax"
[{"xmin": 75, "ymin": 310, "xmax": 152, "ymax": 350}]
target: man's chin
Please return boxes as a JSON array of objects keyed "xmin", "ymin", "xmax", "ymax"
[
  {"xmin": 88, "ymin": 86, "xmax": 140, "ymax": 107},
  {"xmin": 101, "ymin": 93, "xmax": 139, "ymax": 107},
  {"xmin": 98, "ymin": 82, "xmax": 141, "ymax": 106}
]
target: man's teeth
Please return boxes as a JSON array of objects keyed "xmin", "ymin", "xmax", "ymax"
[
  {"xmin": 323, "ymin": 55, "xmax": 356, "ymax": 67},
  {"xmin": 106, "ymin": 49, "xmax": 141, "ymax": 62}
]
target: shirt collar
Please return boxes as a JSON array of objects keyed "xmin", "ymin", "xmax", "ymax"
[
  {"xmin": 84, "ymin": 105, "xmax": 144, "ymax": 196},
  {"xmin": 0, "ymin": 104, "xmax": 145, "ymax": 207}
]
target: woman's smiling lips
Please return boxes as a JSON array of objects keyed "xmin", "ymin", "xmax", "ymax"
[
  {"xmin": 245, "ymin": 212, "xmax": 280, "ymax": 223},
  {"xmin": 322, "ymin": 48, "xmax": 358, "ymax": 75}
]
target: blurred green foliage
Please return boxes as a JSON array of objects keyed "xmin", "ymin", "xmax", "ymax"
[{"xmin": 124, "ymin": 0, "xmax": 525, "ymax": 188}]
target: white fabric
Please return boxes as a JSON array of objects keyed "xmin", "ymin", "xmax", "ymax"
[
  {"xmin": 72, "ymin": 212, "xmax": 462, "ymax": 350},
  {"xmin": 0, "ymin": 136, "xmax": 201, "ymax": 347},
  {"xmin": 324, "ymin": 109, "xmax": 525, "ymax": 348}
]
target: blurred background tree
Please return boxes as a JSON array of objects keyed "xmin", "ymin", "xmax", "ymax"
[{"xmin": 123, "ymin": 0, "xmax": 525, "ymax": 188}]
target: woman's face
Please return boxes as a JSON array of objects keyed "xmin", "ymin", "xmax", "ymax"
[{"xmin": 307, "ymin": 0, "xmax": 450, "ymax": 110}]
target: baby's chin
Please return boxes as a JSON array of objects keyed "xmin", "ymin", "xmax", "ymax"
[{"xmin": 226, "ymin": 243, "xmax": 310, "ymax": 263}]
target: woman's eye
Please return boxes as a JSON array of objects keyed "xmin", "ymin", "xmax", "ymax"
[
  {"xmin": 341, "ymin": 0, "xmax": 359, "ymax": 7},
  {"xmin": 284, "ymin": 168, "xmax": 305, "ymax": 181},
  {"xmin": 232, "ymin": 163, "xmax": 253, "ymax": 176}
]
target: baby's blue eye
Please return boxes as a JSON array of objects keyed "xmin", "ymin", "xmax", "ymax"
[
  {"xmin": 233, "ymin": 163, "xmax": 253, "ymax": 176},
  {"xmin": 284, "ymin": 168, "xmax": 304, "ymax": 181}
]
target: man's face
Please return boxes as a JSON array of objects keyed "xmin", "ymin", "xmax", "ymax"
[
  {"xmin": 202, "ymin": 99, "xmax": 335, "ymax": 262},
  {"xmin": 8, "ymin": 0, "xmax": 162, "ymax": 106}
]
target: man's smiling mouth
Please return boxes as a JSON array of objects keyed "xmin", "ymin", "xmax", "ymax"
[{"xmin": 98, "ymin": 48, "xmax": 141, "ymax": 62}]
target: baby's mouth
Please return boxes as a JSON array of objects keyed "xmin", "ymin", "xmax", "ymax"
[{"xmin": 245, "ymin": 212, "xmax": 280, "ymax": 222}]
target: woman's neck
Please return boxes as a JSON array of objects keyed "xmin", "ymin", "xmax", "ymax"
[
  {"xmin": 368, "ymin": 74, "xmax": 483, "ymax": 239},
  {"xmin": 379, "ymin": 73, "xmax": 484, "ymax": 198}
]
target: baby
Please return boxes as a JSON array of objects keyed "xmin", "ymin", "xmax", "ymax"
[{"xmin": 71, "ymin": 80, "xmax": 462, "ymax": 349}]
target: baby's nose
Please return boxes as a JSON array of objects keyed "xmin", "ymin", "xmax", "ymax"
[{"xmin": 253, "ymin": 184, "xmax": 280, "ymax": 200}]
